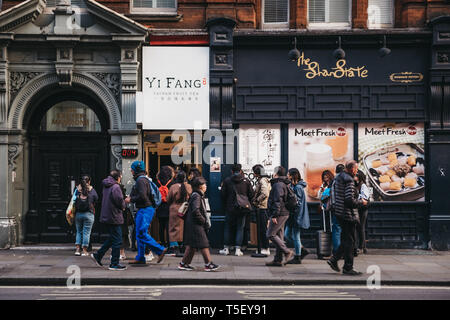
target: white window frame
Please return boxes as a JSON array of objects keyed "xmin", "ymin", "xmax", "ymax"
[
  {"xmin": 262, "ymin": 0, "xmax": 290, "ymax": 30},
  {"xmin": 367, "ymin": 0, "xmax": 394, "ymax": 29},
  {"xmin": 130, "ymin": 0, "xmax": 177, "ymax": 15},
  {"xmin": 307, "ymin": 0, "xmax": 352, "ymax": 30}
]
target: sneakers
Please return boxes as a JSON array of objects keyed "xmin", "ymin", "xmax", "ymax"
[
  {"xmin": 283, "ymin": 250, "xmax": 294, "ymax": 265},
  {"xmin": 204, "ymin": 262, "xmax": 220, "ymax": 272},
  {"xmin": 178, "ymin": 262, "xmax": 195, "ymax": 271},
  {"xmin": 81, "ymin": 252, "xmax": 89, "ymax": 256},
  {"xmin": 145, "ymin": 252, "xmax": 154, "ymax": 262},
  {"xmin": 219, "ymin": 247, "xmax": 229, "ymax": 256},
  {"xmin": 343, "ymin": 269, "xmax": 363, "ymax": 276},
  {"xmin": 285, "ymin": 255, "xmax": 302, "ymax": 264},
  {"xmin": 327, "ymin": 259, "xmax": 341, "ymax": 272},
  {"xmin": 300, "ymin": 247, "xmax": 310, "ymax": 260},
  {"xmin": 235, "ymin": 248, "xmax": 243, "ymax": 256},
  {"xmin": 265, "ymin": 260, "xmax": 283, "ymax": 267},
  {"xmin": 157, "ymin": 248, "xmax": 168, "ymax": 263},
  {"xmin": 90, "ymin": 253, "xmax": 103, "ymax": 268},
  {"xmin": 261, "ymin": 248, "xmax": 271, "ymax": 256},
  {"xmin": 128, "ymin": 259, "xmax": 146, "ymax": 265},
  {"xmin": 108, "ymin": 264, "xmax": 127, "ymax": 271},
  {"xmin": 75, "ymin": 249, "xmax": 81, "ymax": 256}
]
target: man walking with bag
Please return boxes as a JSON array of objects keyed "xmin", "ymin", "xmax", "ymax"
[
  {"xmin": 327, "ymin": 160, "xmax": 367, "ymax": 275},
  {"xmin": 125, "ymin": 161, "xmax": 168, "ymax": 265},
  {"xmin": 219, "ymin": 164, "xmax": 254, "ymax": 256},
  {"xmin": 91, "ymin": 170, "xmax": 127, "ymax": 270}
]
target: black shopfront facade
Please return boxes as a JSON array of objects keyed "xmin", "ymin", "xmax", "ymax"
[{"xmin": 224, "ymin": 24, "xmax": 450, "ymax": 250}]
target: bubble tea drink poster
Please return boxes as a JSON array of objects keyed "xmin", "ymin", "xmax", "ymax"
[
  {"xmin": 358, "ymin": 123, "xmax": 425, "ymax": 202},
  {"xmin": 288, "ymin": 124, "xmax": 354, "ymax": 202}
]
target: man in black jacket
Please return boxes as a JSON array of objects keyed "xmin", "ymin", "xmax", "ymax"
[
  {"xmin": 265, "ymin": 166, "xmax": 294, "ymax": 266},
  {"xmin": 327, "ymin": 160, "xmax": 367, "ymax": 275},
  {"xmin": 219, "ymin": 164, "xmax": 254, "ymax": 256}
]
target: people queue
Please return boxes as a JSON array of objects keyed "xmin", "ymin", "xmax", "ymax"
[{"xmin": 71, "ymin": 159, "xmax": 369, "ymax": 275}]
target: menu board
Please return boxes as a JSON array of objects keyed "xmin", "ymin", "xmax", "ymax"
[
  {"xmin": 238, "ymin": 125, "xmax": 281, "ymax": 179},
  {"xmin": 289, "ymin": 124, "xmax": 354, "ymax": 201},
  {"xmin": 358, "ymin": 123, "xmax": 425, "ymax": 202}
]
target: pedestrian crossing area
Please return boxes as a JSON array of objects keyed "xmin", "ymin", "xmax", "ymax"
[{"xmin": 237, "ymin": 288, "xmax": 360, "ymax": 300}]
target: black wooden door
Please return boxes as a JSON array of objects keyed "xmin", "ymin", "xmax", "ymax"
[{"xmin": 29, "ymin": 133, "xmax": 109, "ymax": 243}]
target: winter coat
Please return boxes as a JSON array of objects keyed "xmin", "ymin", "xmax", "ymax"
[
  {"xmin": 130, "ymin": 172, "xmax": 152, "ymax": 208},
  {"xmin": 221, "ymin": 173, "xmax": 255, "ymax": 214},
  {"xmin": 287, "ymin": 180, "xmax": 310, "ymax": 229},
  {"xmin": 183, "ymin": 190, "xmax": 210, "ymax": 249},
  {"xmin": 253, "ymin": 176, "xmax": 271, "ymax": 209},
  {"xmin": 267, "ymin": 176, "xmax": 291, "ymax": 218},
  {"xmin": 75, "ymin": 185, "xmax": 98, "ymax": 215},
  {"xmin": 100, "ymin": 176, "xmax": 125, "ymax": 225},
  {"xmin": 167, "ymin": 182, "xmax": 193, "ymax": 242},
  {"xmin": 333, "ymin": 171, "xmax": 363, "ymax": 223}
]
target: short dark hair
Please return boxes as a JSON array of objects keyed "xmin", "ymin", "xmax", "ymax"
[
  {"xmin": 288, "ymin": 168, "xmax": 301, "ymax": 184},
  {"xmin": 252, "ymin": 164, "xmax": 265, "ymax": 176},
  {"xmin": 345, "ymin": 160, "xmax": 358, "ymax": 171},
  {"xmin": 231, "ymin": 164, "xmax": 242, "ymax": 173},
  {"xmin": 110, "ymin": 170, "xmax": 122, "ymax": 181},
  {"xmin": 188, "ymin": 167, "xmax": 201, "ymax": 178},
  {"xmin": 335, "ymin": 164, "xmax": 345, "ymax": 174},
  {"xmin": 192, "ymin": 176, "xmax": 207, "ymax": 190},
  {"xmin": 322, "ymin": 170, "xmax": 335, "ymax": 183},
  {"xmin": 356, "ymin": 170, "xmax": 366, "ymax": 184},
  {"xmin": 274, "ymin": 166, "xmax": 286, "ymax": 177}
]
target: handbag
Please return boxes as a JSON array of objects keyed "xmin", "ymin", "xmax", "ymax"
[
  {"xmin": 66, "ymin": 188, "xmax": 78, "ymax": 226},
  {"xmin": 232, "ymin": 184, "xmax": 252, "ymax": 214},
  {"xmin": 177, "ymin": 201, "xmax": 189, "ymax": 219}
]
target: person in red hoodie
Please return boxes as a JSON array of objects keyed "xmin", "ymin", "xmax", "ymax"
[{"xmin": 91, "ymin": 170, "xmax": 127, "ymax": 271}]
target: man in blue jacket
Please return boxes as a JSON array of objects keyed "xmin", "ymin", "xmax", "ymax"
[
  {"xmin": 91, "ymin": 170, "xmax": 127, "ymax": 270},
  {"xmin": 125, "ymin": 161, "xmax": 167, "ymax": 265}
]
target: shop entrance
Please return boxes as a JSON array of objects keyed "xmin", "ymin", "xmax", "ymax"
[
  {"xmin": 26, "ymin": 92, "xmax": 110, "ymax": 243},
  {"xmin": 143, "ymin": 131, "xmax": 202, "ymax": 241}
]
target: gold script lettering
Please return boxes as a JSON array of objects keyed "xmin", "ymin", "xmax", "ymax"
[{"xmin": 297, "ymin": 53, "xmax": 368, "ymax": 79}]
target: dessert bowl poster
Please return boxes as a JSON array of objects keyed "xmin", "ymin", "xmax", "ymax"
[
  {"xmin": 288, "ymin": 124, "xmax": 354, "ymax": 202},
  {"xmin": 358, "ymin": 123, "xmax": 425, "ymax": 202}
]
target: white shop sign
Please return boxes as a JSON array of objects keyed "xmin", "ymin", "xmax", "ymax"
[{"xmin": 139, "ymin": 46, "xmax": 210, "ymax": 130}]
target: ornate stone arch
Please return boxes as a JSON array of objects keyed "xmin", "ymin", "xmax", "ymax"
[{"xmin": 8, "ymin": 72, "xmax": 122, "ymax": 130}]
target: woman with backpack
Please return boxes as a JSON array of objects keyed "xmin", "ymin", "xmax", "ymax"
[
  {"xmin": 178, "ymin": 177, "xmax": 219, "ymax": 272},
  {"xmin": 167, "ymin": 170, "xmax": 192, "ymax": 257},
  {"xmin": 155, "ymin": 166, "xmax": 175, "ymax": 251},
  {"xmin": 74, "ymin": 175, "xmax": 98, "ymax": 256},
  {"xmin": 284, "ymin": 168, "xmax": 310, "ymax": 264}
]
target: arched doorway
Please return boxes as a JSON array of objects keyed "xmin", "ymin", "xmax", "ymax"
[{"xmin": 25, "ymin": 89, "xmax": 110, "ymax": 243}]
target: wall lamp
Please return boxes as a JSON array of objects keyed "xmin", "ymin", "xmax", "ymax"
[
  {"xmin": 288, "ymin": 37, "xmax": 300, "ymax": 61},
  {"xmin": 333, "ymin": 36, "xmax": 345, "ymax": 60},
  {"xmin": 379, "ymin": 35, "xmax": 391, "ymax": 57}
]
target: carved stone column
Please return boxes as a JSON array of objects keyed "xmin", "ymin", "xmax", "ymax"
[
  {"xmin": 119, "ymin": 45, "xmax": 139, "ymax": 130},
  {"xmin": 0, "ymin": 35, "xmax": 12, "ymax": 129}
]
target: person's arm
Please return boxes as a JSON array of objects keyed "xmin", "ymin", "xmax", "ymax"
[
  {"xmin": 111, "ymin": 185, "xmax": 125, "ymax": 210},
  {"xmin": 220, "ymin": 180, "xmax": 228, "ymax": 206},
  {"xmin": 167, "ymin": 184, "xmax": 176, "ymax": 205},
  {"xmin": 91, "ymin": 189, "xmax": 99, "ymax": 203},
  {"xmin": 255, "ymin": 180, "xmax": 268, "ymax": 204},
  {"xmin": 247, "ymin": 180, "xmax": 255, "ymax": 202},
  {"xmin": 269, "ymin": 184, "xmax": 283, "ymax": 218},
  {"xmin": 191, "ymin": 193, "xmax": 206, "ymax": 225},
  {"xmin": 344, "ymin": 180, "xmax": 363, "ymax": 209}
]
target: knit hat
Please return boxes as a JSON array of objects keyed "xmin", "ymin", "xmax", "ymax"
[{"xmin": 131, "ymin": 160, "xmax": 145, "ymax": 173}]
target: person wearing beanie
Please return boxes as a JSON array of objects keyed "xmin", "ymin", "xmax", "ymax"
[{"xmin": 125, "ymin": 160, "xmax": 168, "ymax": 265}]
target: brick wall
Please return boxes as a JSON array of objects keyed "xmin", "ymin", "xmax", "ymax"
[{"xmin": 2, "ymin": 0, "xmax": 450, "ymax": 29}]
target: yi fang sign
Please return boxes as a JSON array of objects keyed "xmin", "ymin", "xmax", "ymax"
[{"xmin": 141, "ymin": 47, "xmax": 210, "ymax": 130}]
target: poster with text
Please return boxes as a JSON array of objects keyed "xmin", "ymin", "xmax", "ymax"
[
  {"xmin": 358, "ymin": 123, "xmax": 425, "ymax": 202},
  {"xmin": 289, "ymin": 124, "xmax": 354, "ymax": 202},
  {"xmin": 239, "ymin": 125, "xmax": 281, "ymax": 184}
]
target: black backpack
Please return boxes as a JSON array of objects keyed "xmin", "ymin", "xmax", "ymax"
[
  {"xmin": 285, "ymin": 184, "xmax": 299, "ymax": 212},
  {"xmin": 75, "ymin": 194, "xmax": 90, "ymax": 213},
  {"xmin": 324, "ymin": 180, "xmax": 337, "ymax": 214}
]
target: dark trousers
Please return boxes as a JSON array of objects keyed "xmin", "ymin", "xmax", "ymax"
[
  {"xmin": 331, "ymin": 218, "xmax": 356, "ymax": 271},
  {"xmin": 223, "ymin": 212, "xmax": 246, "ymax": 247},
  {"xmin": 158, "ymin": 216, "xmax": 170, "ymax": 247},
  {"xmin": 356, "ymin": 208, "xmax": 368, "ymax": 249},
  {"xmin": 96, "ymin": 224, "xmax": 122, "ymax": 266},
  {"xmin": 257, "ymin": 209, "xmax": 270, "ymax": 248},
  {"xmin": 266, "ymin": 215, "xmax": 290, "ymax": 263},
  {"xmin": 242, "ymin": 213, "xmax": 251, "ymax": 248}
]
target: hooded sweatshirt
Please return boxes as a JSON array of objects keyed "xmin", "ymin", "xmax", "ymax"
[
  {"xmin": 100, "ymin": 176, "xmax": 125, "ymax": 225},
  {"xmin": 221, "ymin": 172, "xmax": 255, "ymax": 214},
  {"xmin": 287, "ymin": 180, "xmax": 310, "ymax": 229}
]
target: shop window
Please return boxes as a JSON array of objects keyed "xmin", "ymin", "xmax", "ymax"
[
  {"xmin": 368, "ymin": 0, "xmax": 394, "ymax": 29},
  {"xmin": 308, "ymin": 0, "xmax": 351, "ymax": 29},
  {"xmin": 130, "ymin": 0, "xmax": 177, "ymax": 14},
  {"xmin": 262, "ymin": 0, "xmax": 289, "ymax": 29},
  {"xmin": 39, "ymin": 101, "xmax": 101, "ymax": 132}
]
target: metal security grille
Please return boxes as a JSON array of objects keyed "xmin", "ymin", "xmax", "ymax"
[
  {"xmin": 133, "ymin": 0, "xmax": 176, "ymax": 8},
  {"xmin": 368, "ymin": 0, "xmax": 394, "ymax": 26},
  {"xmin": 308, "ymin": 0, "xmax": 350, "ymax": 23},
  {"xmin": 264, "ymin": 0, "xmax": 289, "ymax": 24}
]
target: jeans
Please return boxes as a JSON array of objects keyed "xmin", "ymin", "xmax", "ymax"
[
  {"xmin": 223, "ymin": 211, "xmax": 246, "ymax": 248},
  {"xmin": 284, "ymin": 225, "xmax": 302, "ymax": 256},
  {"xmin": 266, "ymin": 215, "xmax": 290, "ymax": 263},
  {"xmin": 356, "ymin": 208, "xmax": 368, "ymax": 249},
  {"xmin": 331, "ymin": 218, "xmax": 356, "ymax": 271},
  {"xmin": 97, "ymin": 224, "xmax": 122, "ymax": 266},
  {"xmin": 135, "ymin": 207, "xmax": 165, "ymax": 261},
  {"xmin": 257, "ymin": 209, "xmax": 270, "ymax": 249},
  {"xmin": 75, "ymin": 212, "xmax": 95, "ymax": 247},
  {"xmin": 331, "ymin": 214, "xmax": 342, "ymax": 255}
]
